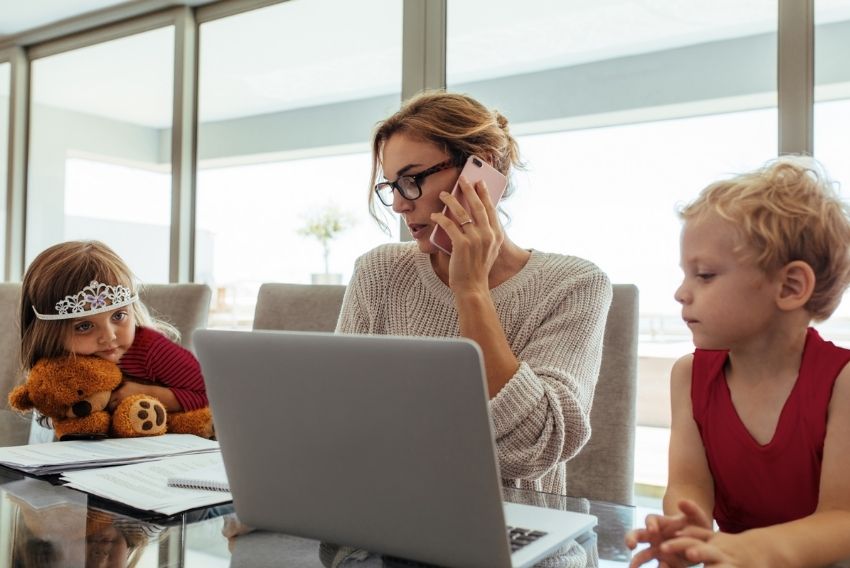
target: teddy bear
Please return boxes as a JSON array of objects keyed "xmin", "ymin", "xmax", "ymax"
[{"xmin": 8, "ymin": 355, "xmax": 214, "ymax": 441}]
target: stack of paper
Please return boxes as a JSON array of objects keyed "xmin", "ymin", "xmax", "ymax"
[
  {"xmin": 0, "ymin": 434, "xmax": 220, "ymax": 475},
  {"xmin": 60, "ymin": 452, "xmax": 232, "ymax": 515}
]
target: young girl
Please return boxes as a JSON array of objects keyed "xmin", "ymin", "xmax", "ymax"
[
  {"xmin": 626, "ymin": 157, "xmax": 850, "ymax": 567},
  {"xmin": 20, "ymin": 240, "xmax": 210, "ymax": 438}
]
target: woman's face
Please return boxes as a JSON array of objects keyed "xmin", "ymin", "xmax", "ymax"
[{"xmin": 380, "ymin": 133, "xmax": 460, "ymax": 253}]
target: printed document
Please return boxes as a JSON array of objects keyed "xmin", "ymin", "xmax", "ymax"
[
  {"xmin": 0, "ymin": 434, "xmax": 219, "ymax": 475},
  {"xmin": 60, "ymin": 451, "xmax": 232, "ymax": 515}
]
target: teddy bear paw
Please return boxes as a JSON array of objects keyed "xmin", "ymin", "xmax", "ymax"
[{"xmin": 112, "ymin": 394, "xmax": 167, "ymax": 437}]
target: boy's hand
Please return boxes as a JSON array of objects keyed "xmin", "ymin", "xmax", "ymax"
[
  {"xmin": 660, "ymin": 529, "xmax": 754, "ymax": 567},
  {"xmin": 625, "ymin": 499, "xmax": 713, "ymax": 567}
]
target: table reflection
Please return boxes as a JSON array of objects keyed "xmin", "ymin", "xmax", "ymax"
[{"xmin": 2, "ymin": 477, "xmax": 164, "ymax": 568}]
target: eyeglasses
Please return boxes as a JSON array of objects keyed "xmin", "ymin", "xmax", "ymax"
[{"xmin": 374, "ymin": 159, "xmax": 458, "ymax": 206}]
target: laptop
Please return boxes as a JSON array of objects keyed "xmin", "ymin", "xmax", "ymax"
[{"xmin": 194, "ymin": 329, "xmax": 597, "ymax": 568}]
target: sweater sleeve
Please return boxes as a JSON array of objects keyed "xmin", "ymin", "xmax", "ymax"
[
  {"xmin": 124, "ymin": 328, "xmax": 209, "ymax": 411},
  {"xmin": 336, "ymin": 254, "xmax": 375, "ymax": 334},
  {"xmin": 489, "ymin": 268, "xmax": 611, "ymax": 481}
]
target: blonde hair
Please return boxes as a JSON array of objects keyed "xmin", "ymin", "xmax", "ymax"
[
  {"xmin": 368, "ymin": 90, "xmax": 522, "ymax": 231},
  {"xmin": 20, "ymin": 240, "xmax": 179, "ymax": 371},
  {"xmin": 679, "ymin": 156, "xmax": 850, "ymax": 321}
]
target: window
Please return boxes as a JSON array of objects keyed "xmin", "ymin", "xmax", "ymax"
[
  {"xmin": 448, "ymin": 0, "xmax": 778, "ymax": 490},
  {"xmin": 814, "ymin": 0, "xmax": 850, "ymax": 339},
  {"xmin": 196, "ymin": 0, "xmax": 402, "ymax": 328},
  {"xmin": 26, "ymin": 27, "xmax": 175, "ymax": 277}
]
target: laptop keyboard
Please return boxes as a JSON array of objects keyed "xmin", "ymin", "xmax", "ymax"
[
  {"xmin": 507, "ymin": 525, "xmax": 548, "ymax": 552},
  {"xmin": 384, "ymin": 525, "xmax": 550, "ymax": 566}
]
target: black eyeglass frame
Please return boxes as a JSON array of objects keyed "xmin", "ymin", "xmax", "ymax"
[{"xmin": 374, "ymin": 159, "xmax": 460, "ymax": 206}]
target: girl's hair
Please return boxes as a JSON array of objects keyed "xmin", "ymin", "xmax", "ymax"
[
  {"xmin": 368, "ymin": 90, "xmax": 523, "ymax": 231},
  {"xmin": 679, "ymin": 156, "xmax": 850, "ymax": 321},
  {"xmin": 20, "ymin": 240, "xmax": 179, "ymax": 371}
]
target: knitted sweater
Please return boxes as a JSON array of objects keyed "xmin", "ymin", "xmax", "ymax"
[
  {"xmin": 118, "ymin": 326, "xmax": 208, "ymax": 411},
  {"xmin": 336, "ymin": 243, "xmax": 612, "ymax": 494}
]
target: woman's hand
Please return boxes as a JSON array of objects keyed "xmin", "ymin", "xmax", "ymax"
[{"xmin": 430, "ymin": 175, "xmax": 504, "ymax": 293}]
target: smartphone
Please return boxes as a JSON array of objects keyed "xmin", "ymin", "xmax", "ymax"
[{"xmin": 429, "ymin": 155, "xmax": 508, "ymax": 255}]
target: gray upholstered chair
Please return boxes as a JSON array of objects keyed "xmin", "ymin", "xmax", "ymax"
[
  {"xmin": 252, "ymin": 283, "xmax": 346, "ymax": 332},
  {"xmin": 565, "ymin": 284, "xmax": 639, "ymax": 505},
  {"xmin": 139, "ymin": 283, "xmax": 212, "ymax": 353},
  {"xmin": 0, "ymin": 283, "xmax": 29, "ymax": 447}
]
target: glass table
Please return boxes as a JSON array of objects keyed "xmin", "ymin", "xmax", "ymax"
[{"xmin": 0, "ymin": 465, "xmax": 636, "ymax": 567}]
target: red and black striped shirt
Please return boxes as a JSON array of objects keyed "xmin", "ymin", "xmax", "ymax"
[{"xmin": 118, "ymin": 326, "xmax": 208, "ymax": 411}]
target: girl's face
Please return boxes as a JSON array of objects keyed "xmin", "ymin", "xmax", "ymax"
[
  {"xmin": 380, "ymin": 133, "xmax": 461, "ymax": 253},
  {"xmin": 674, "ymin": 214, "xmax": 781, "ymax": 350},
  {"xmin": 62, "ymin": 306, "xmax": 136, "ymax": 364}
]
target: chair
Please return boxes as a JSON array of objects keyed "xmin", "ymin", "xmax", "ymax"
[
  {"xmin": 139, "ymin": 283, "xmax": 212, "ymax": 353},
  {"xmin": 565, "ymin": 284, "xmax": 639, "ymax": 505},
  {"xmin": 252, "ymin": 283, "xmax": 346, "ymax": 332},
  {"xmin": 0, "ymin": 283, "xmax": 29, "ymax": 447}
]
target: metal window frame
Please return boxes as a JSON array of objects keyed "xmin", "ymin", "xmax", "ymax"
[
  {"xmin": 1, "ymin": 47, "xmax": 28, "ymax": 281},
  {"xmin": 777, "ymin": 0, "xmax": 814, "ymax": 156}
]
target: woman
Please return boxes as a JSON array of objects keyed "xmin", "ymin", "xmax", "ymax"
[{"xmin": 337, "ymin": 91, "xmax": 612, "ymax": 494}]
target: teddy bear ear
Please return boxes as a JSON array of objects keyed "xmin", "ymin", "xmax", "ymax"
[{"xmin": 8, "ymin": 384, "xmax": 34, "ymax": 412}]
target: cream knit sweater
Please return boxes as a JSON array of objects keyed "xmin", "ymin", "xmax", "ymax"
[{"xmin": 336, "ymin": 242, "xmax": 612, "ymax": 495}]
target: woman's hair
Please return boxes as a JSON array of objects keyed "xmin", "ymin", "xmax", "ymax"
[
  {"xmin": 679, "ymin": 156, "xmax": 850, "ymax": 321},
  {"xmin": 20, "ymin": 240, "xmax": 179, "ymax": 371},
  {"xmin": 368, "ymin": 90, "xmax": 523, "ymax": 231}
]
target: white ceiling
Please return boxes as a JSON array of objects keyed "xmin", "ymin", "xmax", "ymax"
[{"xmin": 3, "ymin": 0, "xmax": 850, "ymax": 129}]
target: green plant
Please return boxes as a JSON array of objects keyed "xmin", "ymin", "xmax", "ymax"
[{"xmin": 297, "ymin": 205, "xmax": 355, "ymax": 274}]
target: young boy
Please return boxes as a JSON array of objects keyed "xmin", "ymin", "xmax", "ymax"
[{"xmin": 626, "ymin": 157, "xmax": 850, "ymax": 567}]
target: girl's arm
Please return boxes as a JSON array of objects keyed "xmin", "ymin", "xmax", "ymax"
[
  {"xmin": 663, "ymin": 363, "xmax": 850, "ymax": 568},
  {"xmin": 115, "ymin": 328, "xmax": 207, "ymax": 411}
]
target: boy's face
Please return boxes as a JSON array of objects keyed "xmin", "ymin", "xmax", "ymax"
[
  {"xmin": 674, "ymin": 214, "xmax": 781, "ymax": 350},
  {"xmin": 62, "ymin": 306, "xmax": 136, "ymax": 364}
]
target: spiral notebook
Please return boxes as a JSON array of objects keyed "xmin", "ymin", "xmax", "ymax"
[{"xmin": 167, "ymin": 460, "xmax": 230, "ymax": 492}]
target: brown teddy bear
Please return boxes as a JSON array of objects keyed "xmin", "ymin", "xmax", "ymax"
[{"xmin": 8, "ymin": 355, "xmax": 214, "ymax": 441}]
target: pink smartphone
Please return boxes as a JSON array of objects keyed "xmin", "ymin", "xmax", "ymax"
[{"xmin": 429, "ymin": 155, "xmax": 508, "ymax": 255}]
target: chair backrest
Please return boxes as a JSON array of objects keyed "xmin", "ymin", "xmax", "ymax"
[
  {"xmin": 565, "ymin": 284, "xmax": 639, "ymax": 505},
  {"xmin": 0, "ymin": 283, "xmax": 29, "ymax": 447},
  {"xmin": 252, "ymin": 283, "xmax": 347, "ymax": 332},
  {"xmin": 139, "ymin": 283, "xmax": 212, "ymax": 353}
]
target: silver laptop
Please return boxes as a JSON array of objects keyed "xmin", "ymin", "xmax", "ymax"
[{"xmin": 194, "ymin": 329, "xmax": 596, "ymax": 568}]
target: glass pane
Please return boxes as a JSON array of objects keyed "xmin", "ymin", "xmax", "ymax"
[
  {"xmin": 27, "ymin": 27, "xmax": 174, "ymax": 283},
  {"xmin": 448, "ymin": 0, "xmax": 779, "ymax": 493},
  {"xmin": 196, "ymin": 0, "xmax": 402, "ymax": 329},
  {"xmin": 0, "ymin": 62, "xmax": 9, "ymax": 265},
  {"xmin": 814, "ymin": 0, "xmax": 850, "ymax": 340}
]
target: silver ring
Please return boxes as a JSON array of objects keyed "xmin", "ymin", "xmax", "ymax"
[{"xmin": 459, "ymin": 219, "xmax": 473, "ymax": 226}]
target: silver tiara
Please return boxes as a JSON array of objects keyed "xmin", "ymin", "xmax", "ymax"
[{"xmin": 32, "ymin": 280, "xmax": 138, "ymax": 321}]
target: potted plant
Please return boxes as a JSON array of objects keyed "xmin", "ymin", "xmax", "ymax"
[{"xmin": 297, "ymin": 205, "xmax": 355, "ymax": 284}]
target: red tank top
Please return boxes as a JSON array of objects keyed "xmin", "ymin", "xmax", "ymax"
[{"xmin": 691, "ymin": 327, "xmax": 850, "ymax": 533}]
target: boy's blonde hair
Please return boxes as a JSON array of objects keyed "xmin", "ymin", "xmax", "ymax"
[
  {"xmin": 368, "ymin": 90, "xmax": 522, "ymax": 231},
  {"xmin": 680, "ymin": 156, "xmax": 850, "ymax": 321},
  {"xmin": 20, "ymin": 240, "xmax": 179, "ymax": 370}
]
